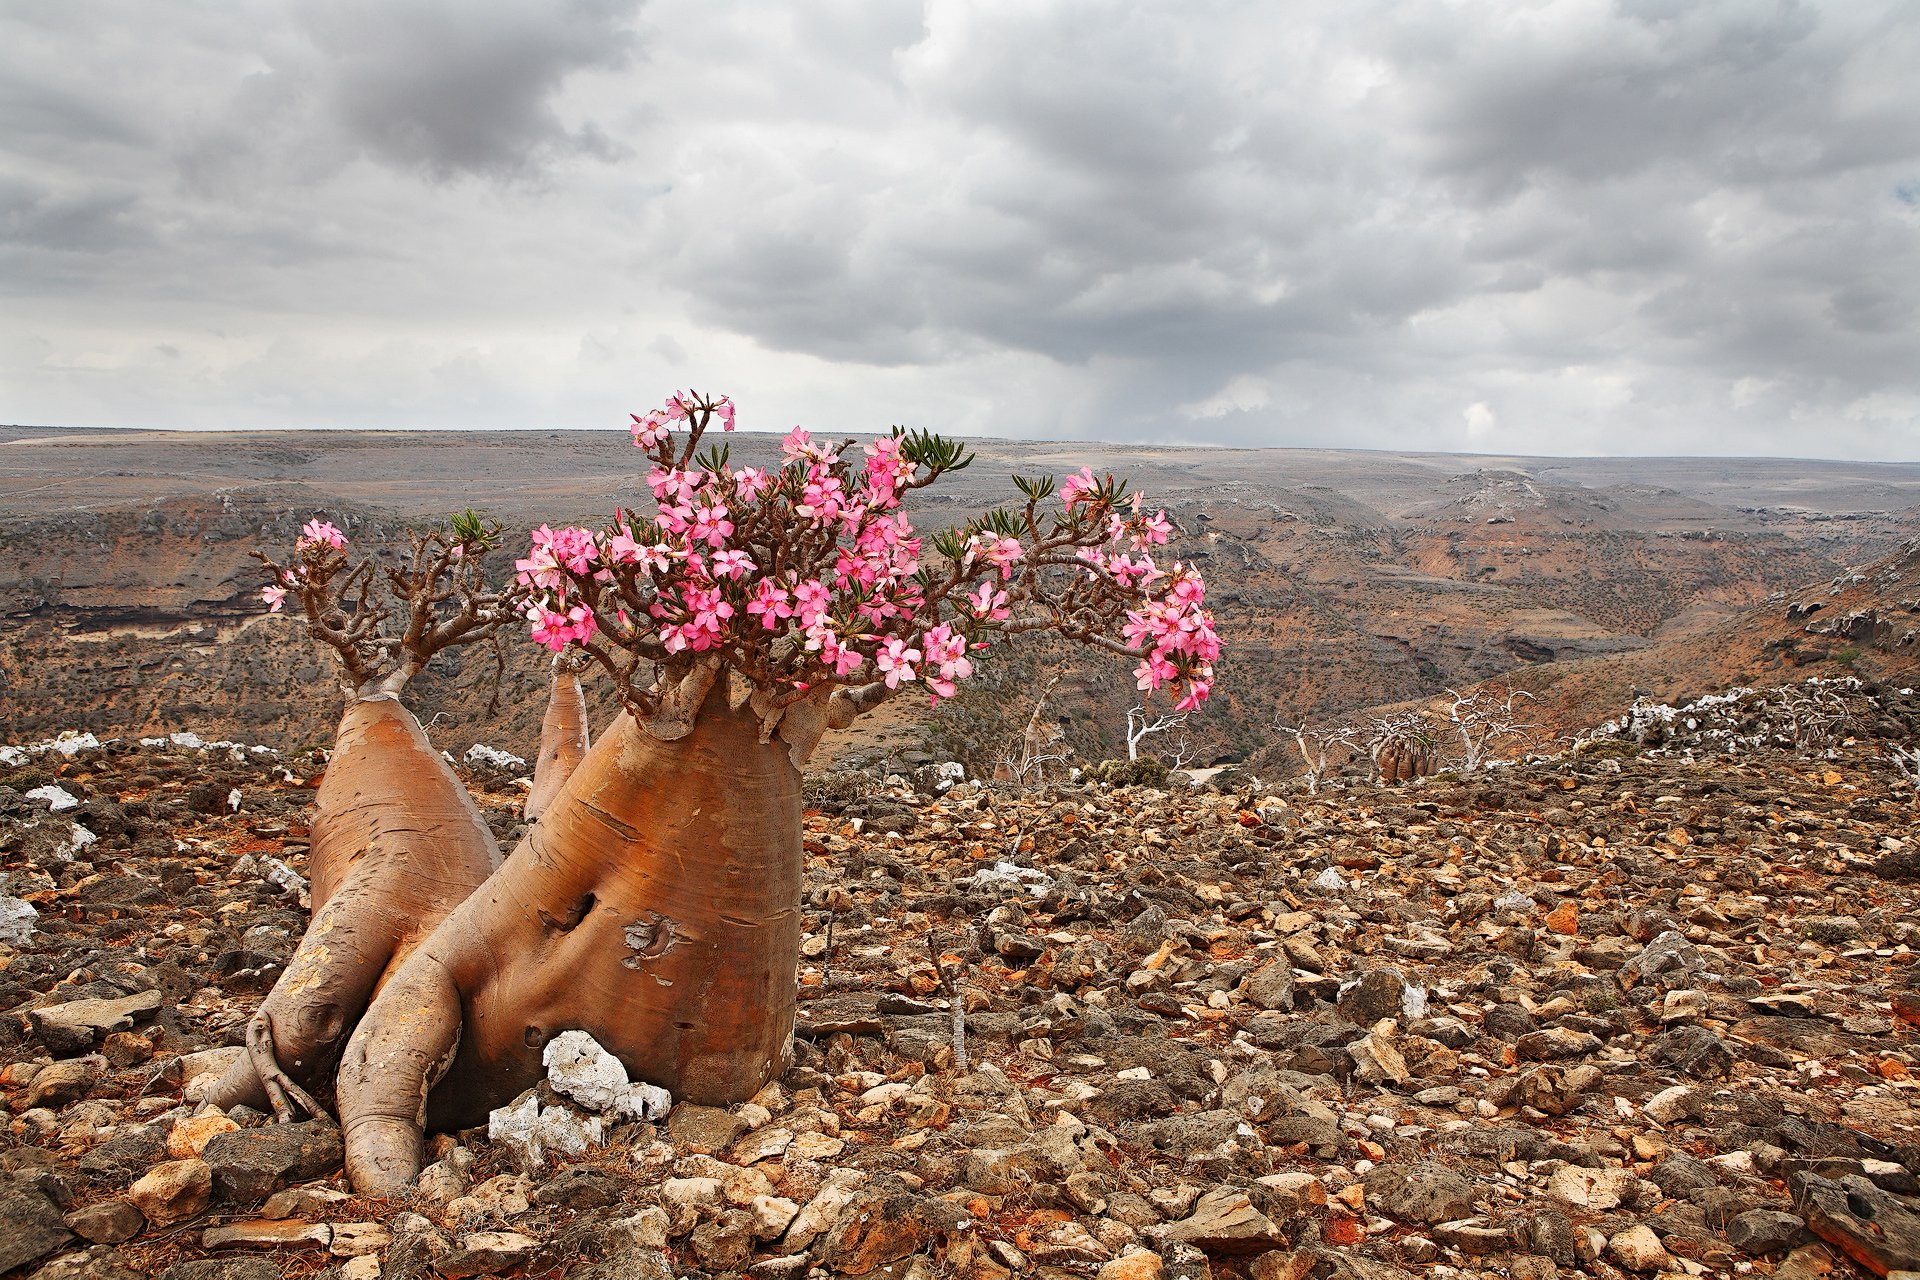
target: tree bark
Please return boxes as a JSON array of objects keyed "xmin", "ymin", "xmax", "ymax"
[
  {"xmin": 201, "ymin": 696, "xmax": 501, "ymax": 1118},
  {"xmin": 337, "ymin": 695, "xmax": 804, "ymax": 1193},
  {"xmin": 524, "ymin": 664, "xmax": 590, "ymax": 822}
]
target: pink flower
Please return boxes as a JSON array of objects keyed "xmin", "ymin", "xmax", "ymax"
[
  {"xmin": 875, "ymin": 636, "xmax": 922, "ymax": 689},
  {"xmin": 1173, "ymin": 678, "xmax": 1211, "ymax": 712},
  {"xmin": 746, "ymin": 578, "xmax": 794, "ymax": 629},
  {"xmin": 711, "ymin": 549, "xmax": 754, "ymax": 579},
  {"xmin": 805, "ymin": 624, "xmax": 866, "ymax": 677},
  {"xmin": 515, "ymin": 525, "xmax": 567, "ymax": 592},
  {"xmin": 793, "ymin": 579, "xmax": 831, "ymax": 628},
  {"xmin": 781, "ymin": 426, "xmax": 814, "ymax": 461},
  {"xmin": 716, "ymin": 397, "xmax": 736, "ymax": 432},
  {"xmin": 689, "ymin": 503, "xmax": 735, "ymax": 549},
  {"xmin": 1131, "ymin": 509, "xmax": 1172, "ymax": 548},
  {"xmin": 648, "ymin": 467, "xmax": 702, "ymax": 505},
  {"xmin": 920, "ymin": 624, "xmax": 973, "ymax": 701},
  {"xmin": 1061, "ymin": 466, "xmax": 1098, "ymax": 507},
  {"xmin": 798, "ymin": 469, "xmax": 847, "ymax": 525},
  {"xmin": 965, "ymin": 533, "xmax": 1024, "ymax": 579},
  {"xmin": 261, "ymin": 584, "xmax": 287, "ymax": 612},
  {"xmin": 964, "ymin": 581, "xmax": 1011, "ymax": 621},
  {"xmin": 1104, "ymin": 552, "xmax": 1163, "ymax": 587},
  {"xmin": 298, "ymin": 518, "xmax": 346, "ymax": 551},
  {"xmin": 1134, "ymin": 651, "xmax": 1176, "ymax": 691},
  {"xmin": 529, "ymin": 603, "xmax": 597, "ymax": 653},
  {"xmin": 630, "ymin": 410, "xmax": 672, "ymax": 449},
  {"xmin": 733, "ymin": 467, "xmax": 770, "ymax": 502},
  {"xmin": 863, "ymin": 435, "xmax": 909, "ymax": 507}
]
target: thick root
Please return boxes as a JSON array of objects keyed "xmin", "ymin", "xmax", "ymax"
[
  {"xmin": 209, "ymin": 698, "xmax": 498, "ymax": 1127},
  {"xmin": 199, "ymin": 894, "xmax": 384, "ymax": 1115},
  {"xmin": 338, "ymin": 954, "xmax": 464, "ymax": 1195},
  {"xmin": 247, "ymin": 1011, "xmax": 331, "ymax": 1124}
]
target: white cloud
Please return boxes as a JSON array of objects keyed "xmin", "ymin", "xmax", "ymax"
[
  {"xmin": 1181, "ymin": 376, "xmax": 1275, "ymax": 421},
  {"xmin": 1463, "ymin": 401, "xmax": 1496, "ymax": 440}
]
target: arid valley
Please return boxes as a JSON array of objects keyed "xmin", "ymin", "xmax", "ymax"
[{"xmin": 3, "ymin": 427, "xmax": 1920, "ymax": 1280}]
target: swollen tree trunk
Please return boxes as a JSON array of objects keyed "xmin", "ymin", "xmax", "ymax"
[
  {"xmin": 524, "ymin": 662, "xmax": 589, "ymax": 822},
  {"xmin": 337, "ymin": 696, "xmax": 803, "ymax": 1194},
  {"xmin": 200, "ymin": 696, "xmax": 501, "ymax": 1119}
]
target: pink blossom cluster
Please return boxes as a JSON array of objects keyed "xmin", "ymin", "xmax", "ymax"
[
  {"xmin": 513, "ymin": 391, "xmax": 1219, "ymax": 710},
  {"xmin": 1122, "ymin": 566, "xmax": 1220, "ymax": 711},
  {"xmin": 261, "ymin": 517, "xmax": 349, "ymax": 611},
  {"xmin": 631, "ymin": 393, "xmax": 734, "ymax": 449},
  {"xmin": 297, "ymin": 519, "xmax": 347, "ymax": 551}
]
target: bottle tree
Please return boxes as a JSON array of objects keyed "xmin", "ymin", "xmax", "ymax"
[
  {"xmin": 317, "ymin": 393, "xmax": 1220, "ymax": 1192},
  {"xmin": 203, "ymin": 515, "xmax": 518, "ymax": 1124}
]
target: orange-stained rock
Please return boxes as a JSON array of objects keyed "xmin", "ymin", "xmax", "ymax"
[
  {"xmin": 167, "ymin": 1113, "xmax": 239, "ymax": 1159},
  {"xmin": 128, "ymin": 1158, "xmax": 212, "ymax": 1227}
]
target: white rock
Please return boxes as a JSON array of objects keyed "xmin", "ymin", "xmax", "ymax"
[
  {"xmin": 465, "ymin": 743, "xmax": 527, "ymax": 769},
  {"xmin": 749, "ymin": 1194, "xmax": 800, "ymax": 1239},
  {"xmin": 260, "ymin": 857, "xmax": 308, "ymax": 899},
  {"xmin": 541, "ymin": 1029, "xmax": 672, "ymax": 1120},
  {"xmin": 661, "ymin": 1175, "xmax": 724, "ymax": 1230},
  {"xmin": 608, "ymin": 1206, "xmax": 671, "ymax": 1250},
  {"xmin": 168, "ymin": 732, "xmax": 204, "ymax": 749},
  {"xmin": 1606, "ymin": 1223, "xmax": 1673, "ymax": 1273},
  {"xmin": 51, "ymin": 733, "xmax": 102, "ymax": 757},
  {"xmin": 0, "ymin": 897, "xmax": 37, "ymax": 945},
  {"xmin": 544, "ymin": 1031, "xmax": 629, "ymax": 1113},
  {"xmin": 781, "ymin": 1168, "xmax": 868, "ymax": 1252},
  {"xmin": 486, "ymin": 1091, "xmax": 604, "ymax": 1170},
  {"xmin": 1548, "ymin": 1165, "xmax": 1633, "ymax": 1211},
  {"xmin": 619, "ymin": 1081, "xmax": 671, "ymax": 1121},
  {"xmin": 24, "ymin": 785, "xmax": 79, "ymax": 812},
  {"xmin": 1312, "ymin": 868, "xmax": 1348, "ymax": 892},
  {"xmin": 1643, "ymin": 1085, "xmax": 1697, "ymax": 1124}
]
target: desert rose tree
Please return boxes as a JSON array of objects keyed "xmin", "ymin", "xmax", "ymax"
[
  {"xmin": 202, "ymin": 514, "xmax": 518, "ymax": 1124},
  {"xmin": 336, "ymin": 392, "xmax": 1221, "ymax": 1193}
]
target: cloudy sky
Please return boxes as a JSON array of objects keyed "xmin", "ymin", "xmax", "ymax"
[{"xmin": 3, "ymin": 1, "xmax": 1917, "ymax": 459}]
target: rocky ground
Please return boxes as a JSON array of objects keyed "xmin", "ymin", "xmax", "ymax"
[{"xmin": 2, "ymin": 687, "xmax": 1920, "ymax": 1280}]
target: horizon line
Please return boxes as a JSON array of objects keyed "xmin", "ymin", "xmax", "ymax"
[{"xmin": 6, "ymin": 422, "xmax": 1920, "ymax": 470}]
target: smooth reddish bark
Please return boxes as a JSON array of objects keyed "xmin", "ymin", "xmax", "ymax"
[
  {"xmin": 200, "ymin": 696, "xmax": 501, "ymax": 1119},
  {"xmin": 338, "ymin": 691, "xmax": 803, "ymax": 1193},
  {"xmin": 525, "ymin": 662, "xmax": 589, "ymax": 822}
]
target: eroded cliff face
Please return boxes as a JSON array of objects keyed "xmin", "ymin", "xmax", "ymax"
[
  {"xmin": 1, "ymin": 454, "xmax": 1912, "ymax": 775},
  {"xmin": 0, "ymin": 491, "xmax": 609, "ymax": 757}
]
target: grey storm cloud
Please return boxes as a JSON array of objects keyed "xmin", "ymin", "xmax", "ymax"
[
  {"xmin": 1, "ymin": 0, "xmax": 1916, "ymax": 458},
  {"xmin": 298, "ymin": 0, "xmax": 641, "ymax": 179}
]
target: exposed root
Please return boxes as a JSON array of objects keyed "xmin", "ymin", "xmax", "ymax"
[
  {"xmin": 339, "ymin": 954, "xmax": 464, "ymax": 1194},
  {"xmin": 246, "ymin": 1010, "xmax": 332, "ymax": 1124}
]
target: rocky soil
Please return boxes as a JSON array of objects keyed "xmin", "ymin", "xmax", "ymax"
[{"xmin": 2, "ymin": 692, "xmax": 1920, "ymax": 1280}]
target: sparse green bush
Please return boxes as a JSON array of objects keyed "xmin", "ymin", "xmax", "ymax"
[
  {"xmin": 1206, "ymin": 767, "xmax": 1251, "ymax": 793},
  {"xmin": 1573, "ymin": 739, "xmax": 1640, "ymax": 761},
  {"xmin": 0, "ymin": 767, "xmax": 55, "ymax": 792},
  {"xmin": 1081, "ymin": 757, "xmax": 1170, "ymax": 787},
  {"xmin": 803, "ymin": 769, "xmax": 881, "ymax": 813}
]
